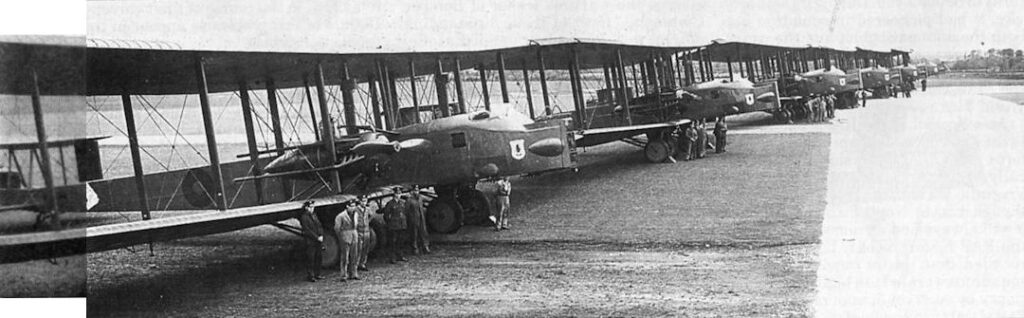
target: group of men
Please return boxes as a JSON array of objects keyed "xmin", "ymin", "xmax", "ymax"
[
  {"xmin": 805, "ymin": 95, "xmax": 836, "ymax": 123},
  {"xmin": 297, "ymin": 186, "xmax": 431, "ymax": 283},
  {"xmin": 679, "ymin": 117, "xmax": 727, "ymax": 161}
]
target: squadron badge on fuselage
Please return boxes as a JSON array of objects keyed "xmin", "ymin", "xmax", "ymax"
[{"xmin": 510, "ymin": 139, "xmax": 526, "ymax": 160}]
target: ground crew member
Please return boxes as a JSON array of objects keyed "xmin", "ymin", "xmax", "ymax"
[
  {"xmin": 333, "ymin": 202, "xmax": 360, "ymax": 281},
  {"xmin": 355, "ymin": 196, "xmax": 373, "ymax": 272},
  {"xmin": 826, "ymin": 95, "xmax": 836, "ymax": 119},
  {"xmin": 382, "ymin": 190, "xmax": 407, "ymax": 264},
  {"xmin": 692, "ymin": 121, "xmax": 701, "ymax": 159},
  {"xmin": 298, "ymin": 201, "xmax": 324, "ymax": 282},
  {"xmin": 405, "ymin": 186, "xmax": 430, "ymax": 254},
  {"xmin": 921, "ymin": 77, "xmax": 927, "ymax": 92},
  {"xmin": 714, "ymin": 117, "xmax": 727, "ymax": 153},
  {"xmin": 494, "ymin": 178, "xmax": 512, "ymax": 231},
  {"xmin": 681, "ymin": 124, "xmax": 696, "ymax": 161},
  {"xmin": 697, "ymin": 120, "xmax": 708, "ymax": 158},
  {"xmin": 903, "ymin": 82, "xmax": 912, "ymax": 98},
  {"xmin": 816, "ymin": 98, "xmax": 826, "ymax": 122}
]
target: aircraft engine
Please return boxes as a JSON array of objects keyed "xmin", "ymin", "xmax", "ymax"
[
  {"xmin": 527, "ymin": 138, "xmax": 564, "ymax": 157},
  {"xmin": 756, "ymin": 92, "xmax": 777, "ymax": 103},
  {"xmin": 475, "ymin": 163, "xmax": 499, "ymax": 177}
]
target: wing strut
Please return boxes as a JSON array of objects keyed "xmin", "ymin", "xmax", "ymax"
[
  {"xmin": 121, "ymin": 94, "xmax": 151, "ymax": 219},
  {"xmin": 29, "ymin": 69, "xmax": 61, "ymax": 228},
  {"xmin": 238, "ymin": 82, "xmax": 264, "ymax": 204},
  {"xmin": 615, "ymin": 50, "xmax": 633, "ymax": 125},
  {"xmin": 194, "ymin": 56, "xmax": 227, "ymax": 210},
  {"xmin": 313, "ymin": 62, "xmax": 341, "ymax": 192}
]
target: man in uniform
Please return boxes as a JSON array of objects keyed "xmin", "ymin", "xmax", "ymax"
[
  {"xmin": 681, "ymin": 124, "xmax": 696, "ymax": 161},
  {"xmin": 697, "ymin": 120, "xmax": 708, "ymax": 159},
  {"xmin": 355, "ymin": 196, "xmax": 373, "ymax": 272},
  {"xmin": 921, "ymin": 76, "xmax": 927, "ymax": 92},
  {"xmin": 494, "ymin": 178, "xmax": 512, "ymax": 231},
  {"xmin": 333, "ymin": 202, "xmax": 360, "ymax": 281},
  {"xmin": 713, "ymin": 117, "xmax": 727, "ymax": 154},
  {"xmin": 826, "ymin": 95, "xmax": 836, "ymax": 119},
  {"xmin": 405, "ymin": 186, "xmax": 430, "ymax": 254},
  {"xmin": 382, "ymin": 190, "xmax": 407, "ymax": 263},
  {"xmin": 298, "ymin": 201, "xmax": 325, "ymax": 282}
]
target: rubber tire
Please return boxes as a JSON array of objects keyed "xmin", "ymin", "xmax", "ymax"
[
  {"xmin": 663, "ymin": 136, "xmax": 679, "ymax": 158},
  {"xmin": 458, "ymin": 189, "xmax": 492, "ymax": 226},
  {"xmin": 321, "ymin": 230, "xmax": 340, "ymax": 268},
  {"xmin": 426, "ymin": 198, "xmax": 464, "ymax": 234},
  {"xmin": 644, "ymin": 139, "xmax": 672, "ymax": 163}
]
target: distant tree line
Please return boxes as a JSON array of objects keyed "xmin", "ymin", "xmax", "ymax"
[{"xmin": 952, "ymin": 48, "xmax": 1024, "ymax": 71}]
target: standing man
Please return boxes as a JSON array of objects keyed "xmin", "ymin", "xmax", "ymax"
[
  {"xmin": 382, "ymin": 190, "xmax": 407, "ymax": 264},
  {"xmin": 298, "ymin": 201, "xmax": 325, "ymax": 282},
  {"xmin": 405, "ymin": 186, "xmax": 431, "ymax": 255},
  {"xmin": 494, "ymin": 178, "xmax": 512, "ymax": 231},
  {"xmin": 681, "ymin": 125, "xmax": 696, "ymax": 161},
  {"xmin": 333, "ymin": 202, "xmax": 360, "ymax": 281},
  {"xmin": 697, "ymin": 120, "xmax": 708, "ymax": 159},
  {"xmin": 823, "ymin": 96, "xmax": 831, "ymax": 119},
  {"xmin": 714, "ymin": 117, "xmax": 727, "ymax": 154},
  {"xmin": 355, "ymin": 196, "xmax": 373, "ymax": 272},
  {"xmin": 921, "ymin": 76, "xmax": 928, "ymax": 92}
]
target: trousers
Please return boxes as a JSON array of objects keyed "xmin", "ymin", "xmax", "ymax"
[
  {"xmin": 408, "ymin": 221, "xmax": 430, "ymax": 253},
  {"xmin": 306, "ymin": 241, "xmax": 322, "ymax": 278},
  {"xmin": 338, "ymin": 230, "xmax": 359, "ymax": 279},
  {"xmin": 357, "ymin": 231, "xmax": 372, "ymax": 268},
  {"xmin": 387, "ymin": 228, "xmax": 405, "ymax": 261},
  {"xmin": 496, "ymin": 195, "xmax": 510, "ymax": 228}
]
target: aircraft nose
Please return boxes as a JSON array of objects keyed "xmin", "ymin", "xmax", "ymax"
[{"xmin": 527, "ymin": 138, "xmax": 564, "ymax": 157}]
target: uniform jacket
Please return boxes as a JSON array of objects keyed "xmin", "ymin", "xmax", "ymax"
[
  {"xmin": 356, "ymin": 205, "xmax": 372, "ymax": 234},
  {"xmin": 496, "ymin": 180, "xmax": 511, "ymax": 196},
  {"xmin": 383, "ymin": 199, "xmax": 407, "ymax": 230},
  {"xmin": 298, "ymin": 211, "xmax": 323, "ymax": 243},
  {"xmin": 404, "ymin": 195, "xmax": 425, "ymax": 226},
  {"xmin": 334, "ymin": 208, "xmax": 359, "ymax": 244},
  {"xmin": 714, "ymin": 121, "xmax": 727, "ymax": 135}
]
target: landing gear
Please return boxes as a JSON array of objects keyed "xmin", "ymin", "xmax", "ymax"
[
  {"xmin": 321, "ymin": 230, "xmax": 340, "ymax": 268},
  {"xmin": 456, "ymin": 187, "xmax": 492, "ymax": 226},
  {"xmin": 425, "ymin": 197, "xmax": 463, "ymax": 234},
  {"xmin": 644, "ymin": 139, "xmax": 673, "ymax": 163}
]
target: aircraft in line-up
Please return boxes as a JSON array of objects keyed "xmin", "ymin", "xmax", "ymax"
[{"xmin": 0, "ymin": 35, "xmax": 909, "ymax": 266}]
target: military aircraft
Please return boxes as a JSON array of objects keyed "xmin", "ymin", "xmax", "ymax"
[
  {"xmin": 0, "ymin": 35, "xmax": 910, "ymax": 266},
  {"xmin": 0, "ymin": 36, "xmax": 577, "ymax": 266}
]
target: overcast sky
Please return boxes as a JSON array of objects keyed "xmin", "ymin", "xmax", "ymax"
[{"xmin": 3, "ymin": 0, "xmax": 1023, "ymax": 59}]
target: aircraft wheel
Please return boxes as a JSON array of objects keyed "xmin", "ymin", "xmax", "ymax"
[
  {"xmin": 644, "ymin": 139, "xmax": 672, "ymax": 163},
  {"xmin": 458, "ymin": 188, "xmax": 492, "ymax": 226},
  {"xmin": 321, "ymin": 230, "xmax": 340, "ymax": 268},
  {"xmin": 426, "ymin": 198, "xmax": 464, "ymax": 234},
  {"xmin": 663, "ymin": 136, "xmax": 679, "ymax": 158}
]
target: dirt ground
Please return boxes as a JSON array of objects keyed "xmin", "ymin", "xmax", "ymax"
[{"xmin": 83, "ymin": 132, "xmax": 830, "ymax": 317}]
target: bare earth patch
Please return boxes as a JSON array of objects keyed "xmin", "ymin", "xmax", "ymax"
[{"xmin": 83, "ymin": 132, "xmax": 829, "ymax": 317}]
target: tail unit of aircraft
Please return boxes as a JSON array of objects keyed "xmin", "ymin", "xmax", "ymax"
[{"xmin": 0, "ymin": 35, "xmax": 912, "ymax": 266}]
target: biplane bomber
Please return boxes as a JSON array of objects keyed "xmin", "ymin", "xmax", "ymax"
[{"xmin": 0, "ymin": 36, "xmax": 910, "ymax": 266}]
